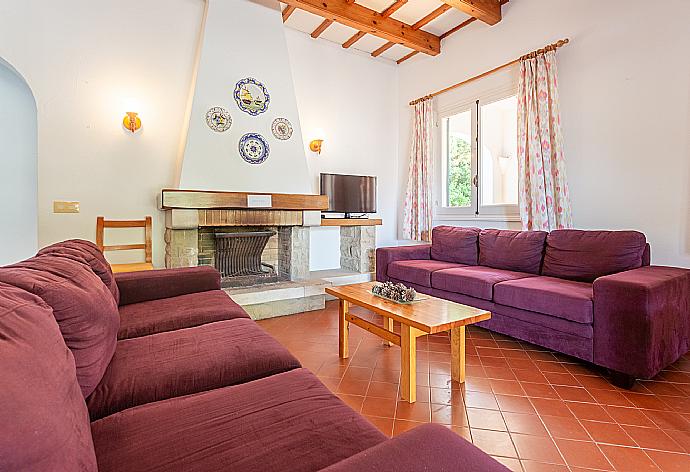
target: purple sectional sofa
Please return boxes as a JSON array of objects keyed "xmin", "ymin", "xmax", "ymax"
[
  {"xmin": 0, "ymin": 239, "xmax": 509, "ymax": 472},
  {"xmin": 377, "ymin": 227, "xmax": 690, "ymax": 388}
]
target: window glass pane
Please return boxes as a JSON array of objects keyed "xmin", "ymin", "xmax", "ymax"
[
  {"xmin": 444, "ymin": 111, "xmax": 472, "ymax": 208},
  {"xmin": 480, "ymin": 95, "xmax": 518, "ymax": 206}
]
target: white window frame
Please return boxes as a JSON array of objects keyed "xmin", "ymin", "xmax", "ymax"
[{"xmin": 434, "ymin": 83, "xmax": 520, "ymax": 222}]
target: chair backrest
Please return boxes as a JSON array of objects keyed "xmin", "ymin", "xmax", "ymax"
[{"xmin": 96, "ymin": 216, "xmax": 152, "ymax": 264}]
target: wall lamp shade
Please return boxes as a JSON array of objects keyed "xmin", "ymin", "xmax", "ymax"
[
  {"xmin": 309, "ymin": 139, "xmax": 323, "ymax": 154},
  {"xmin": 123, "ymin": 111, "xmax": 142, "ymax": 133}
]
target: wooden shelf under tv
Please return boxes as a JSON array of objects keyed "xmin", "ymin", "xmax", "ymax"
[{"xmin": 321, "ymin": 218, "xmax": 382, "ymax": 227}]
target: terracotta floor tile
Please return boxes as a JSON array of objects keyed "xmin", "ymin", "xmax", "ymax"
[
  {"xmin": 503, "ymin": 412, "xmax": 549, "ymax": 437},
  {"xmin": 511, "ymin": 433, "xmax": 564, "ymax": 464},
  {"xmin": 464, "ymin": 376, "xmax": 493, "ymax": 393},
  {"xmin": 317, "ymin": 375, "xmax": 342, "ymax": 391},
  {"xmin": 554, "ymin": 385, "xmax": 595, "ymax": 403},
  {"xmin": 395, "ymin": 400, "xmax": 431, "ymax": 422},
  {"xmin": 447, "ymin": 425, "xmax": 472, "ymax": 441},
  {"xmin": 464, "ymin": 391, "xmax": 500, "ymax": 410},
  {"xmin": 588, "ymin": 388, "xmax": 636, "ymax": 407},
  {"xmin": 645, "ymin": 450, "xmax": 690, "ymax": 472},
  {"xmin": 496, "ymin": 394, "xmax": 536, "ymax": 414},
  {"xmin": 541, "ymin": 415, "xmax": 591, "ymax": 441},
  {"xmin": 490, "ymin": 379, "xmax": 525, "ymax": 396},
  {"xmin": 543, "ymin": 372, "xmax": 581, "ymax": 387},
  {"xmin": 624, "ymin": 393, "xmax": 674, "ymax": 411},
  {"xmin": 341, "ymin": 365, "xmax": 373, "ymax": 382},
  {"xmin": 566, "ymin": 402, "xmax": 614, "ymax": 422},
  {"xmin": 471, "ymin": 429, "xmax": 518, "ymax": 458},
  {"xmin": 512, "ymin": 369, "xmax": 549, "ymax": 384},
  {"xmin": 361, "ymin": 397, "xmax": 396, "ymax": 418},
  {"xmin": 605, "ymin": 406, "xmax": 657, "ymax": 427},
  {"xmin": 665, "ymin": 429, "xmax": 690, "ymax": 454},
  {"xmin": 363, "ymin": 415, "xmax": 393, "ymax": 437},
  {"xmin": 530, "ymin": 398, "xmax": 575, "ymax": 418},
  {"xmin": 430, "ymin": 404, "xmax": 469, "ymax": 427},
  {"xmin": 554, "ymin": 439, "xmax": 613, "ymax": 470},
  {"xmin": 428, "ymin": 373, "xmax": 452, "ymax": 389},
  {"xmin": 466, "ymin": 407, "xmax": 508, "ymax": 431},
  {"xmin": 492, "ymin": 456, "xmax": 522, "ymax": 472},
  {"xmin": 534, "ymin": 361, "xmax": 570, "ymax": 373},
  {"xmin": 336, "ymin": 393, "xmax": 364, "ymax": 412},
  {"xmin": 520, "ymin": 382, "xmax": 559, "ymax": 399},
  {"xmin": 624, "ymin": 425, "xmax": 685, "ymax": 452},
  {"xmin": 370, "ymin": 367, "xmax": 400, "ymax": 384},
  {"xmin": 598, "ymin": 444, "xmax": 661, "ymax": 471},
  {"xmin": 392, "ymin": 419, "xmax": 423, "ymax": 437},
  {"xmin": 581, "ymin": 420, "xmax": 637, "ymax": 446},
  {"xmin": 643, "ymin": 409, "xmax": 690, "ymax": 431},
  {"xmin": 484, "ymin": 366, "xmax": 518, "ymax": 381},
  {"xmin": 429, "ymin": 387, "xmax": 464, "ymax": 406},
  {"xmin": 506, "ymin": 358, "xmax": 537, "ymax": 370},
  {"xmin": 481, "ymin": 357, "xmax": 511, "ymax": 369},
  {"xmin": 365, "ymin": 380, "xmax": 398, "ymax": 399},
  {"xmin": 336, "ymin": 378, "xmax": 369, "ymax": 396}
]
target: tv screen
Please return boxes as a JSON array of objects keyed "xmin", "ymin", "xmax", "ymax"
[{"xmin": 320, "ymin": 173, "xmax": 377, "ymax": 215}]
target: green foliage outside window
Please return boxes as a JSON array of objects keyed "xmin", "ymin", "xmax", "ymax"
[{"xmin": 447, "ymin": 136, "xmax": 472, "ymax": 207}]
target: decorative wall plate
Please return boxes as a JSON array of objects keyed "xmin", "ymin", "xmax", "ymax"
[
  {"xmin": 271, "ymin": 118, "xmax": 293, "ymax": 140},
  {"xmin": 239, "ymin": 133, "xmax": 270, "ymax": 164},
  {"xmin": 234, "ymin": 78, "xmax": 270, "ymax": 116},
  {"xmin": 205, "ymin": 106, "xmax": 232, "ymax": 132}
]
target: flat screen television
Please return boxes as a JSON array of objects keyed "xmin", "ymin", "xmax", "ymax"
[{"xmin": 320, "ymin": 173, "xmax": 377, "ymax": 217}]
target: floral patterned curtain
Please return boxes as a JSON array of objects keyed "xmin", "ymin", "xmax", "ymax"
[
  {"xmin": 402, "ymin": 98, "xmax": 434, "ymax": 241},
  {"xmin": 517, "ymin": 49, "xmax": 573, "ymax": 231}
]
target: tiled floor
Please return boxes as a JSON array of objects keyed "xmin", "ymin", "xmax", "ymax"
[{"xmin": 258, "ymin": 301, "xmax": 690, "ymax": 472}]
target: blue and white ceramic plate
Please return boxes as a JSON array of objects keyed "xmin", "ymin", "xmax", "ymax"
[
  {"xmin": 271, "ymin": 117, "xmax": 293, "ymax": 140},
  {"xmin": 205, "ymin": 106, "xmax": 232, "ymax": 132},
  {"xmin": 234, "ymin": 78, "xmax": 270, "ymax": 116},
  {"xmin": 239, "ymin": 133, "xmax": 270, "ymax": 164}
]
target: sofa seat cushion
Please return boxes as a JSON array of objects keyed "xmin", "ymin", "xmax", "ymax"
[
  {"xmin": 432, "ymin": 266, "xmax": 536, "ymax": 301},
  {"xmin": 117, "ymin": 290, "xmax": 249, "ymax": 339},
  {"xmin": 388, "ymin": 260, "xmax": 465, "ymax": 287},
  {"xmin": 87, "ymin": 318, "xmax": 301, "ymax": 420},
  {"xmin": 431, "ymin": 226, "xmax": 481, "ymax": 265},
  {"xmin": 542, "ymin": 229, "xmax": 647, "ymax": 282},
  {"xmin": 91, "ymin": 368, "xmax": 386, "ymax": 472},
  {"xmin": 494, "ymin": 276, "xmax": 594, "ymax": 324},
  {"xmin": 0, "ymin": 254, "xmax": 120, "ymax": 397},
  {"xmin": 0, "ymin": 283, "xmax": 98, "ymax": 471}
]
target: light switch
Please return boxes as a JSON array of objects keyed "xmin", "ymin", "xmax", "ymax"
[{"xmin": 53, "ymin": 201, "xmax": 80, "ymax": 213}]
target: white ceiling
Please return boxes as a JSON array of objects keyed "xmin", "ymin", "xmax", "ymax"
[{"xmin": 281, "ymin": 1, "xmax": 474, "ymax": 63}]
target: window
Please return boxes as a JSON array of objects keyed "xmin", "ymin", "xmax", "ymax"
[{"xmin": 437, "ymin": 91, "xmax": 519, "ymax": 220}]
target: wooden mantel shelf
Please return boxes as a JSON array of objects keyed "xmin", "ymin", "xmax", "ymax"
[
  {"xmin": 161, "ymin": 189, "xmax": 328, "ymax": 211},
  {"xmin": 321, "ymin": 218, "xmax": 382, "ymax": 227}
]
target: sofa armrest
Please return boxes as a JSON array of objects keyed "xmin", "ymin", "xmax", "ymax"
[
  {"xmin": 320, "ymin": 423, "xmax": 509, "ymax": 471},
  {"xmin": 375, "ymin": 244, "xmax": 431, "ymax": 282},
  {"xmin": 593, "ymin": 266, "xmax": 690, "ymax": 379},
  {"xmin": 115, "ymin": 266, "xmax": 221, "ymax": 306}
]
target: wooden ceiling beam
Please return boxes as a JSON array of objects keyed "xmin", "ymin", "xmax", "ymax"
[
  {"xmin": 342, "ymin": 31, "xmax": 366, "ymax": 49},
  {"xmin": 282, "ymin": 5, "xmax": 296, "ymax": 22},
  {"xmin": 311, "ymin": 19, "xmax": 333, "ymax": 38},
  {"xmin": 342, "ymin": 0, "xmax": 406, "ymax": 50},
  {"xmin": 396, "ymin": 51, "xmax": 419, "ymax": 64},
  {"xmin": 282, "ymin": 0, "xmax": 440, "ymax": 55},
  {"xmin": 443, "ymin": 0, "xmax": 502, "ymax": 25},
  {"xmin": 372, "ymin": 4, "xmax": 451, "ymax": 58}
]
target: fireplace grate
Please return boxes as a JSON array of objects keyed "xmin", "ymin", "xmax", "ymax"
[{"xmin": 214, "ymin": 231, "xmax": 277, "ymax": 281}]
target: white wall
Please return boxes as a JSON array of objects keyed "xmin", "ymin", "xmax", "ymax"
[
  {"xmin": 285, "ymin": 28, "xmax": 400, "ymax": 270},
  {"xmin": 398, "ymin": 0, "xmax": 690, "ymax": 267},
  {"xmin": 0, "ymin": 59, "xmax": 38, "ymax": 265},
  {"xmin": 179, "ymin": 0, "xmax": 311, "ymax": 194}
]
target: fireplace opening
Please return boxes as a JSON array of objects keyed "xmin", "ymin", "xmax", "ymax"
[{"xmin": 213, "ymin": 230, "xmax": 279, "ymax": 287}]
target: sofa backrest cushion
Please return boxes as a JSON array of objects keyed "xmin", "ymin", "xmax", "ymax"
[
  {"xmin": 38, "ymin": 239, "xmax": 120, "ymax": 305},
  {"xmin": 542, "ymin": 229, "xmax": 647, "ymax": 282},
  {"xmin": 0, "ymin": 254, "xmax": 120, "ymax": 397},
  {"xmin": 479, "ymin": 229, "xmax": 547, "ymax": 274},
  {"xmin": 0, "ymin": 283, "xmax": 98, "ymax": 471},
  {"xmin": 431, "ymin": 226, "xmax": 481, "ymax": 265}
]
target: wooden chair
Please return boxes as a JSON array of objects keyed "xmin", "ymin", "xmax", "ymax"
[{"xmin": 96, "ymin": 216, "xmax": 154, "ymax": 273}]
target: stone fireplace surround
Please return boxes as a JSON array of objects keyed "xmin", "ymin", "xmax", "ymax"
[{"xmin": 161, "ymin": 189, "xmax": 376, "ymax": 319}]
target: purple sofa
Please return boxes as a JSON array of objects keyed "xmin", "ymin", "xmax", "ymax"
[
  {"xmin": 377, "ymin": 227, "xmax": 690, "ymax": 388},
  {"xmin": 0, "ymin": 239, "xmax": 509, "ymax": 472}
]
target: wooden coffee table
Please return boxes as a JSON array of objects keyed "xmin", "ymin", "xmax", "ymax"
[{"xmin": 325, "ymin": 282, "xmax": 491, "ymax": 403}]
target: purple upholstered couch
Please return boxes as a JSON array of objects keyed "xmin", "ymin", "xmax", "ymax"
[
  {"xmin": 0, "ymin": 239, "xmax": 508, "ymax": 472},
  {"xmin": 377, "ymin": 227, "xmax": 690, "ymax": 388}
]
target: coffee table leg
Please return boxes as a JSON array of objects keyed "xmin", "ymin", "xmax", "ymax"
[
  {"xmin": 339, "ymin": 299, "xmax": 349, "ymax": 358},
  {"xmin": 451, "ymin": 326, "xmax": 466, "ymax": 383},
  {"xmin": 400, "ymin": 324, "xmax": 417, "ymax": 402},
  {"xmin": 383, "ymin": 316, "xmax": 393, "ymax": 347}
]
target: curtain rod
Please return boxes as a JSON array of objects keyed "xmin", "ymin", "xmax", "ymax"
[{"xmin": 409, "ymin": 38, "xmax": 570, "ymax": 106}]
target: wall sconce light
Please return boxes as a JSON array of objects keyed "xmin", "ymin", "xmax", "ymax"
[
  {"xmin": 309, "ymin": 139, "xmax": 323, "ymax": 154},
  {"xmin": 122, "ymin": 111, "xmax": 142, "ymax": 133}
]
